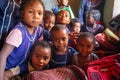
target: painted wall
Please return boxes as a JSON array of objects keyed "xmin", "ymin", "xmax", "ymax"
[
  {"xmin": 69, "ymin": 0, "xmax": 81, "ymax": 17},
  {"xmin": 103, "ymin": 0, "xmax": 114, "ymax": 27}
]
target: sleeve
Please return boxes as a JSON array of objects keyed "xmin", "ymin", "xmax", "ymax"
[
  {"xmin": 71, "ymin": 47, "xmax": 78, "ymax": 54},
  {"xmin": 6, "ymin": 29, "xmax": 22, "ymax": 47},
  {"xmin": 0, "ymin": 0, "xmax": 6, "ymax": 8},
  {"xmin": 78, "ymin": 0, "xmax": 86, "ymax": 25}
]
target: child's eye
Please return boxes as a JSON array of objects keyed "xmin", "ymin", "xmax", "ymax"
[
  {"xmin": 65, "ymin": 15, "xmax": 68, "ymax": 17},
  {"xmin": 35, "ymin": 55, "xmax": 40, "ymax": 59},
  {"xmin": 54, "ymin": 39, "xmax": 59, "ymax": 42},
  {"xmin": 28, "ymin": 10, "xmax": 33, "ymax": 13},
  {"xmin": 87, "ymin": 45, "xmax": 92, "ymax": 48},
  {"xmin": 62, "ymin": 37, "xmax": 67, "ymax": 41},
  {"xmin": 44, "ymin": 57, "xmax": 49, "ymax": 61},
  {"xmin": 38, "ymin": 12, "xmax": 42, "ymax": 16}
]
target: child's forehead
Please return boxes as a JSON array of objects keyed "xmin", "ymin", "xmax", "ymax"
[{"xmin": 58, "ymin": 10, "xmax": 70, "ymax": 15}]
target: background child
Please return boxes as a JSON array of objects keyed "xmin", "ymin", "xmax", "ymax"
[
  {"xmin": 81, "ymin": 10, "xmax": 104, "ymax": 35},
  {"xmin": 68, "ymin": 18, "xmax": 81, "ymax": 33},
  {"xmin": 43, "ymin": 10, "xmax": 55, "ymax": 31},
  {"xmin": 0, "ymin": 0, "xmax": 46, "ymax": 80},
  {"xmin": 76, "ymin": 32, "xmax": 99, "ymax": 70},
  {"xmin": 68, "ymin": 18, "xmax": 82, "ymax": 49},
  {"xmin": 49, "ymin": 25, "xmax": 78, "ymax": 69},
  {"xmin": 0, "ymin": 0, "xmax": 23, "ymax": 50},
  {"xmin": 40, "ymin": 10, "xmax": 55, "ymax": 41},
  {"xmin": 52, "ymin": 0, "xmax": 75, "ymax": 18},
  {"xmin": 3, "ymin": 40, "xmax": 51, "ymax": 80}
]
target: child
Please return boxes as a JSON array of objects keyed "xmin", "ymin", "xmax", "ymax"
[
  {"xmin": 56, "ymin": 10, "xmax": 71, "ymax": 32},
  {"xmin": 4, "ymin": 40, "xmax": 51, "ymax": 80},
  {"xmin": 52, "ymin": 0, "xmax": 75, "ymax": 19},
  {"xmin": 68, "ymin": 18, "xmax": 82, "ymax": 49},
  {"xmin": 0, "ymin": 0, "xmax": 46, "ymax": 80},
  {"xmin": 49, "ymin": 25, "xmax": 78, "ymax": 69},
  {"xmin": 43, "ymin": 10, "xmax": 55, "ymax": 31},
  {"xmin": 0, "ymin": 0, "xmax": 23, "ymax": 50},
  {"xmin": 81, "ymin": 10, "xmax": 104, "ymax": 35},
  {"xmin": 68, "ymin": 18, "xmax": 81, "ymax": 33},
  {"xmin": 76, "ymin": 32, "xmax": 99, "ymax": 70}
]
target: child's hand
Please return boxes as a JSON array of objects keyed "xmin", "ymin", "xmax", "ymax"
[{"xmin": 69, "ymin": 32, "xmax": 80, "ymax": 40}]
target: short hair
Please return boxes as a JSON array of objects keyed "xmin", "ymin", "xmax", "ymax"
[
  {"xmin": 50, "ymin": 24, "xmax": 68, "ymax": 38},
  {"xmin": 44, "ymin": 10, "xmax": 55, "ymax": 19},
  {"xmin": 30, "ymin": 40, "xmax": 51, "ymax": 53},
  {"xmin": 50, "ymin": 24, "xmax": 66, "ymax": 32},
  {"xmin": 88, "ymin": 10, "xmax": 101, "ymax": 21},
  {"xmin": 77, "ymin": 32, "xmax": 96, "ymax": 45},
  {"xmin": 69, "ymin": 18, "xmax": 81, "ymax": 28}
]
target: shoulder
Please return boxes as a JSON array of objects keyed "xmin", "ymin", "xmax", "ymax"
[{"xmin": 67, "ymin": 46, "xmax": 78, "ymax": 54}]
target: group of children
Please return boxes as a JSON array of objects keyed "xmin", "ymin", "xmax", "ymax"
[{"xmin": 0, "ymin": 0, "xmax": 119, "ymax": 80}]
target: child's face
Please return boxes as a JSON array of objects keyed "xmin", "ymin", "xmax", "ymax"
[
  {"xmin": 21, "ymin": 1, "xmax": 44, "ymax": 28},
  {"xmin": 72, "ymin": 22, "xmax": 81, "ymax": 33},
  {"xmin": 77, "ymin": 37, "xmax": 94, "ymax": 57},
  {"xmin": 44, "ymin": 16, "xmax": 55, "ymax": 31},
  {"xmin": 51, "ymin": 29, "xmax": 69, "ymax": 52},
  {"xmin": 86, "ymin": 14, "xmax": 96, "ymax": 26},
  {"xmin": 57, "ymin": 0, "xmax": 68, "ymax": 6},
  {"xmin": 56, "ymin": 10, "xmax": 70, "ymax": 25},
  {"xmin": 31, "ymin": 46, "xmax": 51, "ymax": 70}
]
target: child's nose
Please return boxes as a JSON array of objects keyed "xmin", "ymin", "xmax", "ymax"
[
  {"xmin": 34, "ymin": 13, "xmax": 39, "ymax": 18},
  {"xmin": 59, "ymin": 40, "xmax": 64, "ymax": 44},
  {"xmin": 39, "ymin": 58, "xmax": 44, "ymax": 64}
]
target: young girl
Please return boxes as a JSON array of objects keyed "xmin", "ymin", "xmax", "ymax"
[
  {"xmin": 43, "ymin": 10, "xmax": 55, "ymax": 31},
  {"xmin": 49, "ymin": 25, "xmax": 78, "ymax": 69},
  {"xmin": 52, "ymin": 0, "xmax": 75, "ymax": 18},
  {"xmin": 76, "ymin": 32, "xmax": 99, "ymax": 70},
  {"xmin": 4, "ymin": 40, "xmax": 51, "ymax": 80},
  {"xmin": 82, "ymin": 10, "xmax": 104, "ymax": 35},
  {"xmin": 0, "ymin": 0, "xmax": 46, "ymax": 80}
]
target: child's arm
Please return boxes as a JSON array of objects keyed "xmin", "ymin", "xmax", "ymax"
[
  {"xmin": 72, "ymin": 54, "xmax": 78, "ymax": 65},
  {"xmin": 0, "ymin": 43, "xmax": 15, "ymax": 80}
]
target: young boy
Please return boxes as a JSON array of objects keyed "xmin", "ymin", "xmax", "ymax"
[
  {"xmin": 52, "ymin": 0, "xmax": 75, "ymax": 18},
  {"xmin": 49, "ymin": 25, "xmax": 78, "ymax": 69},
  {"xmin": 4, "ymin": 40, "xmax": 51, "ymax": 80},
  {"xmin": 76, "ymin": 32, "xmax": 99, "ymax": 70}
]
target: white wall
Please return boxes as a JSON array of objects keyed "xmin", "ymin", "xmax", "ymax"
[
  {"xmin": 112, "ymin": 0, "xmax": 120, "ymax": 18},
  {"xmin": 41, "ymin": 0, "xmax": 58, "ymax": 11}
]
